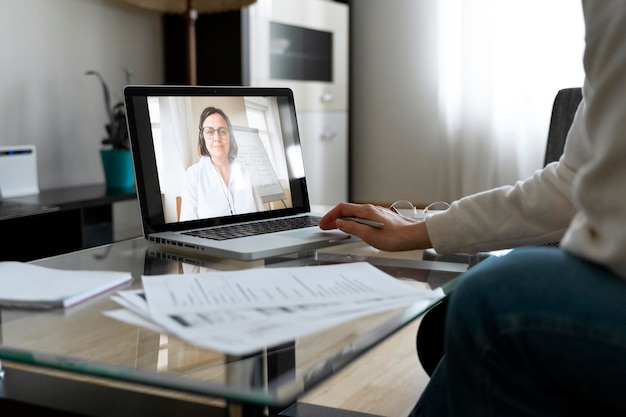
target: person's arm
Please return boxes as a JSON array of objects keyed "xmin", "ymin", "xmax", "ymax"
[
  {"xmin": 319, "ymin": 202, "xmax": 432, "ymax": 251},
  {"xmin": 426, "ymin": 157, "xmax": 578, "ymax": 254},
  {"xmin": 231, "ymin": 161, "xmax": 265, "ymax": 212},
  {"xmin": 322, "ymin": 113, "xmax": 581, "ymax": 255}
]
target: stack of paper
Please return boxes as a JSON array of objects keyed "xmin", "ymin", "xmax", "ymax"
[
  {"xmin": 0, "ymin": 262, "xmax": 133, "ymax": 309},
  {"xmin": 106, "ymin": 262, "xmax": 444, "ymax": 355}
]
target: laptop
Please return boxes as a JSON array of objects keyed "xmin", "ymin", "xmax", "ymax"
[{"xmin": 124, "ymin": 85, "xmax": 353, "ymax": 260}]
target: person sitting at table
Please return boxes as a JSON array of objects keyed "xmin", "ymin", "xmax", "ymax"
[
  {"xmin": 319, "ymin": 1, "xmax": 626, "ymax": 415},
  {"xmin": 180, "ymin": 107, "xmax": 263, "ymax": 221}
]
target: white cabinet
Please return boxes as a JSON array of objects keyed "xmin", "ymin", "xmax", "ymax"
[
  {"xmin": 298, "ymin": 111, "xmax": 348, "ymax": 206},
  {"xmin": 248, "ymin": 0, "xmax": 349, "ymax": 206}
]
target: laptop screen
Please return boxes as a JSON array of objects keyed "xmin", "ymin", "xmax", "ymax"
[{"xmin": 125, "ymin": 86, "xmax": 311, "ymax": 233}]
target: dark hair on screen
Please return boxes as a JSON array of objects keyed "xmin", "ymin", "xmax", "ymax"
[{"xmin": 198, "ymin": 106, "xmax": 238, "ymax": 161}]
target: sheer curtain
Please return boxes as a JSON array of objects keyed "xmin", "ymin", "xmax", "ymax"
[
  {"xmin": 436, "ymin": 0, "xmax": 585, "ymax": 198},
  {"xmin": 158, "ymin": 97, "xmax": 195, "ymax": 222}
]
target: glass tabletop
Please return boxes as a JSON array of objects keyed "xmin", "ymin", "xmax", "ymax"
[{"xmin": 0, "ymin": 238, "xmax": 467, "ymax": 408}]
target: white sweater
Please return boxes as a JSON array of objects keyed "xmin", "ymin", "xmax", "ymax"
[{"xmin": 426, "ymin": 0, "xmax": 626, "ymax": 280}]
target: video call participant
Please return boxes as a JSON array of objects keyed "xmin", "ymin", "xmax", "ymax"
[{"xmin": 180, "ymin": 107, "xmax": 263, "ymax": 220}]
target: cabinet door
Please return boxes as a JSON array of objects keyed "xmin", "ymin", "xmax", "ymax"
[
  {"xmin": 298, "ymin": 111, "xmax": 348, "ymax": 206},
  {"xmin": 248, "ymin": 0, "xmax": 348, "ymax": 112}
]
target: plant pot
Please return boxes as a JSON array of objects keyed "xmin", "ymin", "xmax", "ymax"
[{"xmin": 100, "ymin": 149, "xmax": 134, "ymax": 191}]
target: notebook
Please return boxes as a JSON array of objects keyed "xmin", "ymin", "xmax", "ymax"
[
  {"xmin": 0, "ymin": 261, "xmax": 132, "ymax": 309},
  {"xmin": 124, "ymin": 85, "xmax": 353, "ymax": 260}
]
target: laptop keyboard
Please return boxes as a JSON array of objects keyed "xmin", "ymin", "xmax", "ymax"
[{"xmin": 183, "ymin": 215, "xmax": 321, "ymax": 241}]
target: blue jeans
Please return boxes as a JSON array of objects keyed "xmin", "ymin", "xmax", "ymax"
[{"xmin": 410, "ymin": 246, "xmax": 626, "ymax": 417}]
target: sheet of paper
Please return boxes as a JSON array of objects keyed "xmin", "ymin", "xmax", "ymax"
[
  {"xmin": 0, "ymin": 261, "xmax": 132, "ymax": 309},
  {"xmin": 141, "ymin": 262, "xmax": 421, "ymax": 312},
  {"xmin": 108, "ymin": 262, "xmax": 444, "ymax": 355}
]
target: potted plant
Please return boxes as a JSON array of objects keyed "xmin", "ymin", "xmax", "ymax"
[{"xmin": 86, "ymin": 69, "xmax": 134, "ymax": 191}]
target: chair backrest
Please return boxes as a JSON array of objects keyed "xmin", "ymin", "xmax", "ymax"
[{"xmin": 544, "ymin": 87, "xmax": 583, "ymax": 167}]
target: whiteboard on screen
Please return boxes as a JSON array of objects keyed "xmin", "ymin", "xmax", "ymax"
[{"xmin": 233, "ymin": 126, "xmax": 286, "ymax": 203}]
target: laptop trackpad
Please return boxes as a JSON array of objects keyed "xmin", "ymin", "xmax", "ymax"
[{"xmin": 282, "ymin": 229, "xmax": 350, "ymax": 241}]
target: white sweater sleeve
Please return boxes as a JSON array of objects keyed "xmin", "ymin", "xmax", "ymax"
[
  {"xmin": 426, "ymin": 158, "xmax": 577, "ymax": 254},
  {"xmin": 427, "ymin": 0, "xmax": 626, "ymax": 280}
]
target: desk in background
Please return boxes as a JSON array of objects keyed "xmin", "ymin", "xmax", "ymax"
[{"xmin": 0, "ymin": 184, "xmax": 138, "ymax": 262}]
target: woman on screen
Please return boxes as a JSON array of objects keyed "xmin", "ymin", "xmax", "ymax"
[{"xmin": 180, "ymin": 107, "xmax": 263, "ymax": 220}]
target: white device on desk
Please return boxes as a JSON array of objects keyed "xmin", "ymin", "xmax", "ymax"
[{"xmin": 0, "ymin": 145, "xmax": 40, "ymax": 198}]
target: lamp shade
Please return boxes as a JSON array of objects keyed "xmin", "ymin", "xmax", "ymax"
[{"xmin": 123, "ymin": 0, "xmax": 256, "ymax": 15}]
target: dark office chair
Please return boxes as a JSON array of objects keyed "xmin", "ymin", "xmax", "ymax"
[
  {"xmin": 543, "ymin": 87, "xmax": 583, "ymax": 166},
  {"xmin": 416, "ymin": 87, "xmax": 583, "ymax": 377}
]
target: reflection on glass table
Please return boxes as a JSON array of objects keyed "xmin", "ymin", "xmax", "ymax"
[{"xmin": 0, "ymin": 237, "xmax": 467, "ymax": 415}]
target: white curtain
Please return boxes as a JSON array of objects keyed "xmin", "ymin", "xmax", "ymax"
[
  {"xmin": 158, "ymin": 97, "xmax": 195, "ymax": 221},
  {"xmin": 161, "ymin": 96, "xmax": 196, "ymax": 171},
  {"xmin": 436, "ymin": 0, "xmax": 585, "ymax": 198}
]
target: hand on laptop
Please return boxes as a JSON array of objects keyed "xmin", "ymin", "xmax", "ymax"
[{"xmin": 319, "ymin": 202, "xmax": 432, "ymax": 252}]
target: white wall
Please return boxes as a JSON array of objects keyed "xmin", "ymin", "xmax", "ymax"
[
  {"xmin": 350, "ymin": 0, "xmax": 443, "ymax": 205},
  {"xmin": 0, "ymin": 0, "xmax": 163, "ymax": 190},
  {"xmin": 349, "ymin": 0, "xmax": 585, "ymax": 206}
]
